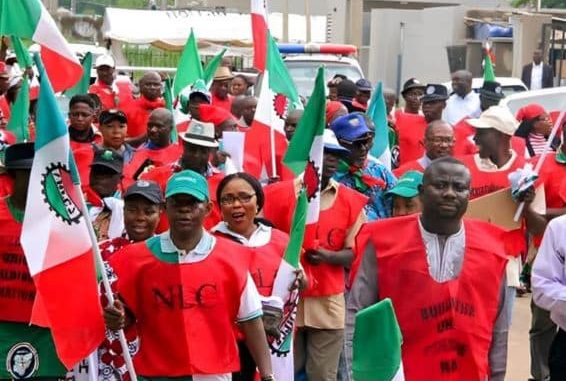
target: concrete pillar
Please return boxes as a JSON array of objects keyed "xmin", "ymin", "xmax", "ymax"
[{"xmin": 348, "ymin": 0, "xmax": 363, "ymax": 48}]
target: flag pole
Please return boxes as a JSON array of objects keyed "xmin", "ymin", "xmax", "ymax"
[
  {"xmin": 270, "ymin": 119, "xmax": 278, "ymax": 178},
  {"xmin": 513, "ymin": 109, "xmax": 566, "ymax": 221},
  {"xmin": 73, "ymin": 182, "xmax": 139, "ymax": 381}
]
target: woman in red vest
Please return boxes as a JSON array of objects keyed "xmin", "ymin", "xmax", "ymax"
[{"xmin": 212, "ymin": 172, "xmax": 305, "ymax": 381}]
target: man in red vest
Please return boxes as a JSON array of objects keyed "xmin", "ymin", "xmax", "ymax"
[
  {"xmin": 346, "ymin": 157, "xmax": 510, "ymax": 381},
  {"xmin": 124, "ymin": 71, "xmax": 165, "ymax": 141},
  {"xmin": 263, "ymin": 129, "xmax": 368, "ymax": 381},
  {"xmin": 68, "ymin": 94, "xmax": 102, "ymax": 152},
  {"xmin": 103, "ymin": 169, "xmax": 274, "ymax": 380},
  {"xmin": 394, "ymin": 120, "xmax": 454, "ymax": 177},
  {"xmin": 88, "ymin": 54, "xmax": 133, "ymax": 111}
]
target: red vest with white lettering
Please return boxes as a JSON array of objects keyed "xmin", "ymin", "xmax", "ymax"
[
  {"xmin": 459, "ymin": 154, "xmax": 526, "ymax": 200},
  {"xmin": 109, "ymin": 236, "xmax": 250, "ymax": 376},
  {"xmin": 357, "ymin": 215, "xmax": 507, "ymax": 381},
  {"xmin": 0, "ymin": 198, "xmax": 35, "ymax": 323},
  {"xmin": 302, "ymin": 185, "xmax": 368, "ymax": 297}
]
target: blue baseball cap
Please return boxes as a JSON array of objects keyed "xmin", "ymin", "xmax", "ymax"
[
  {"xmin": 356, "ymin": 78, "xmax": 372, "ymax": 92},
  {"xmin": 330, "ymin": 113, "xmax": 373, "ymax": 143}
]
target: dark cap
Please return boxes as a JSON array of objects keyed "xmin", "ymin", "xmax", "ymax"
[
  {"xmin": 355, "ymin": 78, "xmax": 372, "ymax": 92},
  {"xmin": 124, "ymin": 180, "xmax": 163, "ymax": 204},
  {"xmin": 401, "ymin": 78, "xmax": 425, "ymax": 95},
  {"xmin": 421, "ymin": 84, "xmax": 449, "ymax": 103},
  {"xmin": 4, "ymin": 142, "xmax": 35, "ymax": 170},
  {"xmin": 479, "ymin": 81, "xmax": 505, "ymax": 102},
  {"xmin": 99, "ymin": 109, "xmax": 127, "ymax": 125},
  {"xmin": 337, "ymin": 79, "xmax": 358, "ymax": 99},
  {"xmin": 90, "ymin": 148, "xmax": 124, "ymax": 174}
]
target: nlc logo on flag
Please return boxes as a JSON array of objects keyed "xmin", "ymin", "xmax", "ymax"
[{"xmin": 41, "ymin": 162, "xmax": 84, "ymax": 225}]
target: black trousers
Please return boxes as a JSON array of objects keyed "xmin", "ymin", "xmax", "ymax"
[
  {"xmin": 550, "ymin": 328, "xmax": 566, "ymax": 380},
  {"xmin": 232, "ymin": 341, "xmax": 257, "ymax": 381}
]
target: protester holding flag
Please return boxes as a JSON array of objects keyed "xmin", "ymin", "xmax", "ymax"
[
  {"xmin": 0, "ymin": 143, "xmax": 67, "ymax": 379},
  {"xmin": 103, "ymin": 169, "xmax": 274, "ymax": 380},
  {"xmin": 88, "ymin": 54, "xmax": 133, "ymax": 111},
  {"xmin": 68, "ymin": 94, "xmax": 102, "ymax": 152},
  {"xmin": 96, "ymin": 180, "xmax": 163, "ymax": 380},
  {"xmin": 293, "ymin": 129, "xmax": 368, "ymax": 381},
  {"xmin": 211, "ymin": 172, "xmax": 306, "ymax": 381},
  {"xmin": 331, "ymin": 113, "xmax": 396, "ymax": 221},
  {"xmin": 347, "ymin": 157, "xmax": 510, "ymax": 381},
  {"xmin": 123, "ymin": 71, "xmax": 165, "ymax": 140}
]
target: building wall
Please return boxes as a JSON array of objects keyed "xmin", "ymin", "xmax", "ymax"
[{"xmin": 367, "ymin": 6, "xmax": 467, "ymax": 91}]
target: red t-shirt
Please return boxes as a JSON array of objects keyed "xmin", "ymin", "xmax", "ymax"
[{"xmin": 123, "ymin": 97, "xmax": 166, "ymax": 138}]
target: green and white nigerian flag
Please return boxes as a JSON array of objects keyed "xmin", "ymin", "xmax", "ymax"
[
  {"xmin": 268, "ymin": 66, "xmax": 326, "ymax": 381},
  {"xmin": 353, "ymin": 298, "xmax": 405, "ymax": 381},
  {"xmin": 368, "ymin": 82, "xmax": 392, "ymax": 170}
]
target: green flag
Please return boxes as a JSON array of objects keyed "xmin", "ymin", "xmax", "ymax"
[
  {"xmin": 283, "ymin": 66, "xmax": 326, "ymax": 256},
  {"xmin": 203, "ymin": 48, "xmax": 226, "ymax": 86},
  {"xmin": 353, "ymin": 298, "xmax": 404, "ymax": 381},
  {"xmin": 10, "ymin": 36, "xmax": 32, "ymax": 68},
  {"xmin": 484, "ymin": 54, "xmax": 496, "ymax": 82},
  {"xmin": 163, "ymin": 76, "xmax": 178, "ymax": 144},
  {"xmin": 266, "ymin": 31, "xmax": 300, "ymax": 108},
  {"xmin": 6, "ymin": 77, "xmax": 30, "ymax": 142},
  {"xmin": 65, "ymin": 52, "xmax": 92, "ymax": 97},
  {"xmin": 173, "ymin": 29, "xmax": 204, "ymax": 97}
]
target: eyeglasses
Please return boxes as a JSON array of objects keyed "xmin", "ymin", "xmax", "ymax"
[{"xmin": 220, "ymin": 193, "xmax": 256, "ymax": 206}]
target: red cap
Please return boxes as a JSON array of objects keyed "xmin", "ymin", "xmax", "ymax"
[
  {"xmin": 198, "ymin": 104, "xmax": 236, "ymax": 126},
  {"xmin": 516, "ymin": 104, "xmax": 546, "ymax": 122},
  {"xmin": 0, "ymin": 61, "xmax": 8, "ymax": 78},
  {"xmin": 326, "ymin": 101, "xmax": 346, "ymax": 124}
]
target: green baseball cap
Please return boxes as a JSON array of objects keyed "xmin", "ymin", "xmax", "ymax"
[
  {"xmin": 386, "ymin": 170, "xmax": 423, "ymax": 198},
  {"xmin": 165, "ymin": 170, "xmax": 209, "ymax": 201}
]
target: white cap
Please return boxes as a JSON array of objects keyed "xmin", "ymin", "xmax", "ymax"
[
  {"xmin": 467, "ymin": 106, "xmax": 519, "ymax": 136},
  {"xmin": 180, "ymin": 120, "xmax": 219, "ymax": 148},
  {"xmin": 95, "ymin": 54, "xmax": 115, "ymax": 68}
]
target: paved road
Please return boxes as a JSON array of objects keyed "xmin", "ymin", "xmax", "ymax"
[{"xmin": 506, "ymin": 295, "xmax": 532, "ymax": 381}]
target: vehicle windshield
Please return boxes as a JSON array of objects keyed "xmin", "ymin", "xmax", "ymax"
[{"xmin": 285, "ymin": 61, "xmax": 363, "ymax": 98}]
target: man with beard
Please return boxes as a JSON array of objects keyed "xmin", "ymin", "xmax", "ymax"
[{"xmin": 346, "ymin": 157, "xmax": 510, "ymax": 381}]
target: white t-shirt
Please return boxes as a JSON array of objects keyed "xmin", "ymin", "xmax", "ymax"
[
  {"xmin": 530, "ymin": 62, "xmax": 543, "ymax": 90},
  {"xmin": 443, "ymin": 91, "xmax": 481, "ymax": 125}
]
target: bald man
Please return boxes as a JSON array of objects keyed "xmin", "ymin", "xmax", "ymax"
[
  {"xmin": 124, "ymin": 71, "xmax": 166, "ymax": 141},
  {"xmin": 394, "ymin": 120, "xmax": 454, "ymax": 177},
  {"xmin": 443, "ymin": 70, "xmax": 481, "ymax": 125}
]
